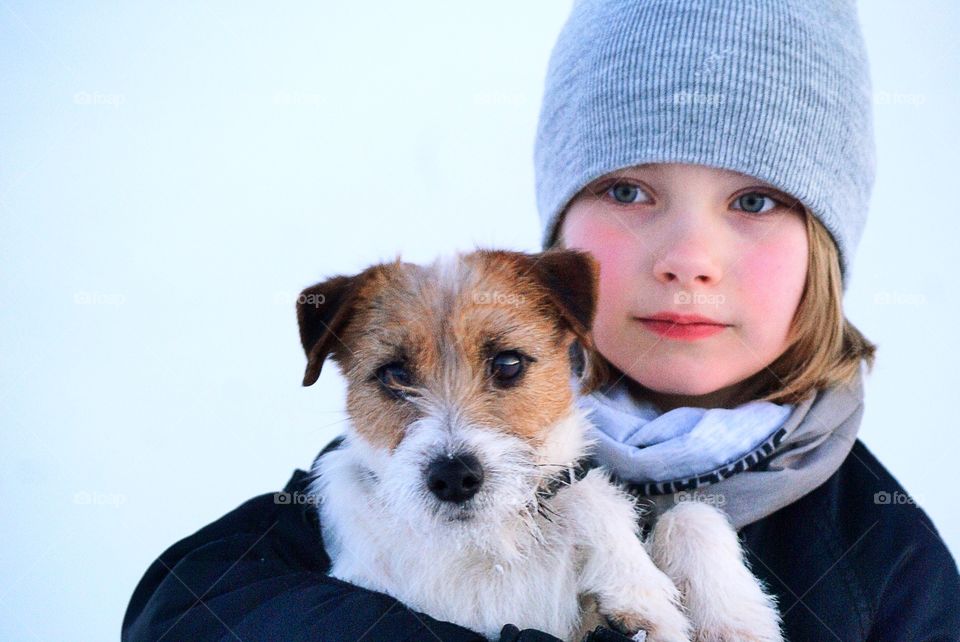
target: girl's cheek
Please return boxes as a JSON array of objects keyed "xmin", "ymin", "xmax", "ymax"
[
  {"xmin": 564, "ymin": 211, "xmax": 636, "ymax": 277},
  {"xmin": 565, "ymin": 212, "xmax": 629, "ymax": 256},
  {"xmin": 736, "ymin": 223, "xmax": 808, "ymax": 338},
  {"xmin": 569, "ymin": 219, "xmax": 642, "ymax": 310}
]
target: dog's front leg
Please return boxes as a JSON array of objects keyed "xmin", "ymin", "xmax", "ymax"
[
  {"xmin": 646, "ymin": 501, "xmax": 783, "ymax": 642},
  {"xmin": 573, "ymin": 476, "xmax": 691, "ymax": 642}
]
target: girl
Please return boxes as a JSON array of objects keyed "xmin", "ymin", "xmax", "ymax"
[
  {"xmin": 123, "ymin": 1, "xmax": 959, "ymax": 641},
  {"xmin": 531, "ymin": 0, "xmax": 960, "ymax": 639}
]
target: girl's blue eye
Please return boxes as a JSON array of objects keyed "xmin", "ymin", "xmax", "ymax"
[
  {"xmin": 733, "ymin": 193, "xmax": 778, "ymax": 214},
  {"xmin": 606, "ymin": 182, "xmax": 650, "ymax": 204}
]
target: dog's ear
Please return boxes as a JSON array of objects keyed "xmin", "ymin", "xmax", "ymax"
[
  {"xmin": 296, "ymin": 272, "xmax": 368, "ymax": 387},
  {"xmin": 525, "ymin": 249, "xmax": 599, "ymax": 349}
]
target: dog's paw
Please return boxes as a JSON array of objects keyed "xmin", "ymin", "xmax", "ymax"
[
  {"xmin": 648, "ymin": 502, "xmax": 782, "ymax": 642},
  {"xmin": 685, "ymin": 558, "xmax": 782, "ymax": 642},
  {"xmin": 600, "ymin": 559, "xmax": 692, "ymax": 642},
  {"xmin": 685, "ymin": 559, "xmax": 783, "ymax": 642},
  {"xmin": 689, "ymin": 593, "xmax": 782, "ymax": 642},
  {"xmin": 606, "ymin": 601, "xmax": 691, "ymax": 642},
  {"xmin": 693, "ymin": 623, "xmax": 782, "ymax": 642}
]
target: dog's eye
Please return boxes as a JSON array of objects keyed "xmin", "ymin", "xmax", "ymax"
[
  {"xmin": 490, "ymin": 351, "xmax": 525, "ymax": 386},
  {"xmin": 375, "ymin": 362, "xmax": 413, "ymax": 397}
]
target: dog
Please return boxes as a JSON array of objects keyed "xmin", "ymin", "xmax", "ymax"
[{"xmin": 296, "ymin": 249, "xmax": 783, "ymax": 642}]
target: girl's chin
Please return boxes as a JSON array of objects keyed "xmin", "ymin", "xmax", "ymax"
[
  {"xmin": 636, "ymin": 377, "xmax": 735, "ymax": 398},
  {"xmin": 622, "ymin": 364, "xmax": 743, "ymax": 398}
]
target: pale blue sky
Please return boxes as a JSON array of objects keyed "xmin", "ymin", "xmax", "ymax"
[{"xmin": 2, "ymin": 2, "xmax": 958, "ymax": 640}]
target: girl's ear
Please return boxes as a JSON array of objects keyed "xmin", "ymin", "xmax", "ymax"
[
  {"xmin": 524, "ymin": 248, "xmax": 599, "ymax": 350},
  {"xmin": 296, "ymin": 272, "xmax": 368, "ymax": 387}
]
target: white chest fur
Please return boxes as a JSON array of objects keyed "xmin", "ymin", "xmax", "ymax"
[{"xmin": 311, "ymin": 446, "xmax": 605, "ymax": 640}]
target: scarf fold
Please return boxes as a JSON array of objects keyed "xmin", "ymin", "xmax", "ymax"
[{"xmin": 575, "ymin": 365, "xmax": 866, "ymax": 530}]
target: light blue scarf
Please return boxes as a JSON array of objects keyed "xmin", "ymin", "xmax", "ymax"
[
  {"xmin": 572, "ymin": 367, "xmax": 867, "ymax": 529},
  {"xmin": 577, "ymin": 379, "xmax": 793, "ymax": 495}
]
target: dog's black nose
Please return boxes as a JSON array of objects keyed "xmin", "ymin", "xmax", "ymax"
[{"xmin": 425, "ymin": 453, "xmax": 484, "ymax": 503}]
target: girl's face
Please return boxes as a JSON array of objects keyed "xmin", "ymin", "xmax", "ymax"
[{"xmin": 560, "ymin": 163, "xmax": 808, "ymax": 410}]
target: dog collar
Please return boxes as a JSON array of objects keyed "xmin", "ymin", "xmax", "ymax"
[{"xmin": 535, "ymin": 455, "xmax": 597, "ymax": 502}]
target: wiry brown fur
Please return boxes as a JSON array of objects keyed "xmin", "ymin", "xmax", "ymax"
[{"xmin": 298, "ymin": 249, "xmax": 598, "ymax": 453}]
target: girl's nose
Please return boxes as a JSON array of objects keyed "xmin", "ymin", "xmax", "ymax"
[{"xmin": 652, "ymin": 216, "xmax": 724, "ymax": 287}]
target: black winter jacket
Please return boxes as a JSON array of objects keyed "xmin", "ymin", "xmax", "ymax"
[{"xmin": 123, "ymin": 437, "xmax": 960, "ymax": 641}]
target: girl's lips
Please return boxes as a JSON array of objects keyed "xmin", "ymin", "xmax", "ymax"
[
  {"xmin": 642, "ymin": 312, "xmax": 725, "ymax": 324},
  {"xmin": 635, "ymin": 315, "xmax": 730, "ymax": 341}
]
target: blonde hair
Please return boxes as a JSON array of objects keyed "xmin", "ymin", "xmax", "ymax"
[{"xmin": 555, "ymin": 207, "xmax": 876, "ymax": 406}]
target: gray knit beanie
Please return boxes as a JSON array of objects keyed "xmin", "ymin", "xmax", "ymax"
[{"xmin": 534, "ymin": 0, "xmax": 874, "ymax": 286}]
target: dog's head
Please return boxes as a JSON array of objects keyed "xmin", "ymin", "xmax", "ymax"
[{"xmin": 297, "ymin": 249, "xmax": 598, "ymax": 527}]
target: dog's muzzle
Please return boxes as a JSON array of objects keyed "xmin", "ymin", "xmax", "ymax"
[{"xmin": 425, "ymin": 452, "xmax": 484, "ymax": 504}]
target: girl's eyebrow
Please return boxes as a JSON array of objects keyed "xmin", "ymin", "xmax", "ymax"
[
  {"xmin": 605, "ymin": 165, "xmax": 657, "ymax": 179},
  {"xmin": 591, "ymin": 167, "xmax": 753, "ymax": 188},
  {"xmin": 586, "ymin": 168, "xmax": 652, "ymax": 186}
]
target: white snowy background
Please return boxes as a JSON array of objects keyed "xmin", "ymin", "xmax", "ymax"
[{"xmin": 1, "ymin": 1, "xmax": 957, "ymax": 640}]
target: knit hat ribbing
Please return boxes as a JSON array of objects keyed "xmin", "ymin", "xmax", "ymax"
[{"xmin": 534, "ymin": 0, "xmax": 875, "ymax": 286}]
